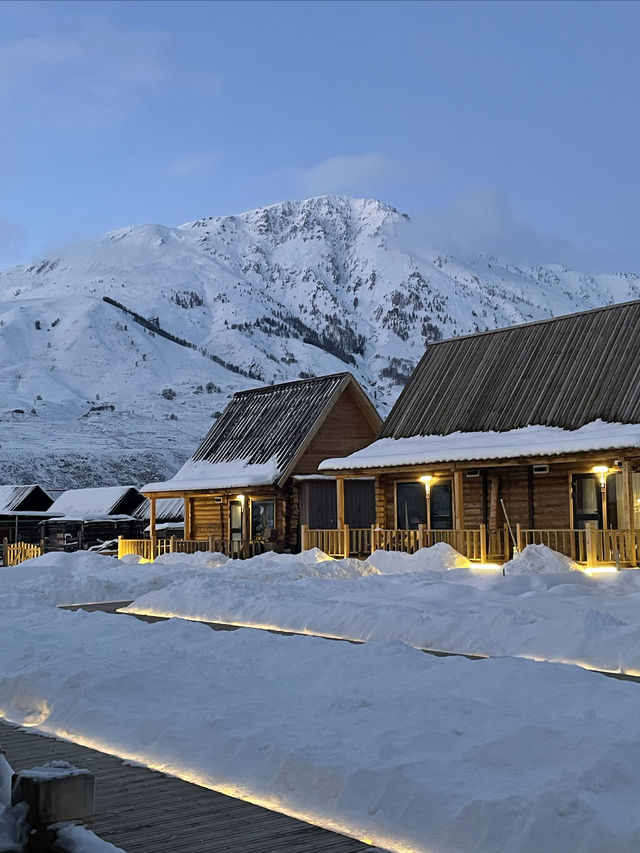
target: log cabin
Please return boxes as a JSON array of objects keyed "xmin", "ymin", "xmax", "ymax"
[
  {"xmin": 140, "ymin": 372, "xmax": 382, "ymax": 556},
  {"xmin": 319, "ymin": 300, "xmax": 640, "ymax": 567},
  {"xmin": 0, "ymin": 485, "xmax": 56, "ymax": 546},
  {"xmin": 43, "ymin": 486, "xmax": 144, "ymax": 550}
]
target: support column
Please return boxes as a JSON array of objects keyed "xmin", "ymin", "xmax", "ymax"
[
  {"xmin": 336, "ymin": 478, "xmax": 345, "ymax": 529},
  {"xmin": 453, "ymin": 471, "xmax": 465, "ymax": 530},
  {"xmin": 184, "ymin": 496, "xmax": 192, "ymax": 540},
  {"xmin": 622, "ymin": 461, "xmax": 637, "ymax": 567},
  {"xmin": 149, "ymin": 495, "xmax": 157, "ymax": 539}
]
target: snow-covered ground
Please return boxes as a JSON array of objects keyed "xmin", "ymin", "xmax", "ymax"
[
  {"xmin": 117, "ymin": 544, "xmax": 640, "ymax": 675},
  {"xmin": 1, "ymin": 546, "xmax": 640, "ymax": 852}
]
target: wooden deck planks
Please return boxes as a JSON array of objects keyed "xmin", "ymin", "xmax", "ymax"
[{"xmin": 0, "ymin": 721, "xmax": 384, "ymax": 853}]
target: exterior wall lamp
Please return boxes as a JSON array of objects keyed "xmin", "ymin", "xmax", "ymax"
[{"xmin": 593, "ymin": 466, "xmax": 608, "ymax": 492}]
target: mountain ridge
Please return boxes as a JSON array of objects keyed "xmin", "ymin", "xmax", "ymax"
[{"xmin": 1, "ymin": 194, "xmax": 639, "ymax": 487}]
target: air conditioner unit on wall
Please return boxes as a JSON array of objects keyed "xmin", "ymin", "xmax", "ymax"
[
  {"xmin": 214, "ymin": 496, "xmax": 223, "ymax": 503},
  {"xmin": 465, "ymin": 469, "xmax": 480, "ymax": 479},
  {"xmin": 532, "ymin": 464, "xmax": 549, "ymax": 475}
]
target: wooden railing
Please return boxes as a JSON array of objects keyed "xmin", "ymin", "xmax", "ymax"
[
  {"xmin": 1, "ymin": 539, "xmax": 43, "ymax": 567},
  {"xmin": 303, "ymin": 525, "xmax": 639, "ymax": 567},
  {"xmin": 117, "ymin": 537, "xmax": 265, "ymax": 561}
]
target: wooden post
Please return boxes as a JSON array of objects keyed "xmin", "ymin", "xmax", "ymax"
[
  {"xmin": 336, "ymin": 478, "xmax": 345, "ymax": 529},
  {"xmin": 2, "ymin": 538, "xmax": 8, "ymax": 567},
  {"xmin": 117, "ymin": 535, "xmax": 123, "ymax": 560},
  {"xmin": 184, "ymin": 496, "xmax": 192, "ymax": 540},
  {"xmin": 418, "ymin": 523, "xmax": 427, "ymax": 549},
  {"xmin": 480, "ymin": 524, "xmax": 487, "ymax": 563},
  {"xmin": 453, "ymin": 471, "xmax": 465, "ymax": 530},
  {"xmin": 208, "ymin": 534, "xmax": 215, "ymax": 553},
  {"xmin": 149, "ymin": 495, "xmax": 157, "ymax": 541},
  {"xmin": 343, "ymin": 524, "xmax": 350, "ymax": 558},
  {"xmin": 585, "ymin": 521, "xmax": 597, "ymax": 568},
  {"xmin": 170, "ymin": 535, "xmax": 176, "ymax": 553},
  {"xmin": 370, "ymin": 523, "xmax": 376, "ymax": 555},
  {"xmin": 504, "ymin": 523, "xmax": 510, "ymax": 562},
  {"xmin": 301, "ymin": 524, "xmax": 309, "ymax": 552},
  {"xmin": 516, "ymin": 523, "xmax": 523, "ymax": 554},
  {"xmin": 489, "ymin": 476, "xmax": 500, "ymax": 530},
  {"xmin": 621, "ymin": 461, "xmax": 637, "ymax": 563}
]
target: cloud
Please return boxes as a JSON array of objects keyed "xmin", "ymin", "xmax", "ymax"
[
  {"xmin": 166, "ymin": 154, "xmax": 220, "ymax": 179},
  {"xmin": 400, "ymin": 188, "xmax": 614, "ymax": 272},
  {"xmin": 0, "ymin": 29, "xmax": 170, "ymax": 126},
  {"xmin": 0, "ymin": 216, "xmax": 25, "ymax": 249},
  {"xmin": 293, "ymin": 153, "xmax": 431, "ymax": 197}
]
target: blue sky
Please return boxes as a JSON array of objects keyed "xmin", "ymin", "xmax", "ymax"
[{"xmin": 1, "ymin": 0, "xmax": 639, "ymax": 270}]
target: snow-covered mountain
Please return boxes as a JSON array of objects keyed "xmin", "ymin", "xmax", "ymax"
[{"xmin": 2, "ymin": 195, "xmax": 639, "ymax": 487}]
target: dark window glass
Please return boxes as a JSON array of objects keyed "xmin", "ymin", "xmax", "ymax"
[
  {"xmin": 396, "ymin": 482, "xmax": 426, "ymax": 530},
  {"xmin": 251, "ymin": 500, "xmax": 275, "ymax": 538},
  {"xmin": 430, "ymin": 482, "xmax": 453, "ymax": 529}
]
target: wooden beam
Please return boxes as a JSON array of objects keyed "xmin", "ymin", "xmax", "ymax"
[
  {"xmin": 488, "ymin": 476, "xmax": 500, "ymax": 529},
  {"xmin": 184, "ymin": 497, "xmax": 192, "ymax": 540},
  {"xmin": 453, "ymin": 471, "xmax": 464, "ymax": 530},
  {"xmin": 336, "ymin": 477, "xmax": 345, "ymax": 529},
  {"xmin": 149, "ymin": 496, "xmax": 157, "ymax": 540},
  {"xmin": 622, "ymin": 460, "xmax": 635, "ymax": 529}
]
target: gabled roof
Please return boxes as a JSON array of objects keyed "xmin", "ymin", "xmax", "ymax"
[
  {"xmin": 143, "ymin": 373, "xmax": 381, "ymax": 493},
  {"xmin": 49, "ymin": 486, "xmax": 142, "ymax": 518},
  {"xmin": 0, "ymin": 485, "xmax": 53, "ymax": 514},
  {"xmin": 382, "ymin": 299, "xmax": 640, "ymax": 438}
]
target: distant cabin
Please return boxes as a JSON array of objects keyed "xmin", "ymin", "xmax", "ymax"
[
  {"xmin": 142, "ymin": 372, "xmax": 382, "ymax": 553},
  {"xmin": 43, "ymin": 486, "xmax": 144, "ymax": 550},
  {"xmin": 0, "ymin": 485, "xmax": 56, "ymax": 545},
  {"xmin": 133, "ymin": 497, "xmax": 184, "ymax": 538},
  {"xmin": 319, "ymin": 300, "xmax": 640, "ymax": 566}
]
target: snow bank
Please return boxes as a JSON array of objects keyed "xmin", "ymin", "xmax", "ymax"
[
  {"xmin": 504, "ymin": 543, "xmax": 579, "ymax": 574},
  {"xmin": 368, "ymin": 542, "xmax": 471, "ymax": 573}
]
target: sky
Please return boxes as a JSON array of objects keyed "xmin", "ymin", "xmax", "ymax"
[{"xmin": 0, "ymin": 0, "xmax": 639, "ymax": 271}]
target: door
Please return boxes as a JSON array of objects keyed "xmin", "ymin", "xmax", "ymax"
[
  {"xmin": 430, "ymin": 481, "xmax": 453, "ymax": 529},
  {"xmin": 572, "ymin": 474, "xmax": 603, "ymax": 529},
  {"xmin": 344, "ymin": 480, "xmax": 375, "ymax": 528},
  {"xmin": 229, "ymin": 500, "xmax": 244, "ymax": 541}
]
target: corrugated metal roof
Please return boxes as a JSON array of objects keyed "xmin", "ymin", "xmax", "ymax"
[
  {"xmin": 49, "ymin": 486, "xmax": 139, "ymax": 517},
  {"xmin": 191, "ymin": 373, "xmax": 351, "ymax": 477},
  {"xmin": 0, "ymin": 485, "xmax": 50, "ymax": 513},
  {"xmin": 382, "ymin": 299, "xmax": 640, "ymax": 438},
  {"xmin": 133, "ymin": 497, "xmax": 184, "ymax": 522}
]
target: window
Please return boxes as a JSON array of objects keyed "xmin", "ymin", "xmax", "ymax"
[
  {"xmin": 396, "ymin": 482, "xmax": 426, "ymax": 530},
  {"xmin": 251, "ymin": 500, "xmax": 275, "ymax": 539}
]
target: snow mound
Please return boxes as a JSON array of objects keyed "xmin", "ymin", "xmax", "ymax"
[
  {"xmin": 368, "ymin": 542, "xmax": 471, "ymax": 574},
  {"xmin": 504, "ymin": 544, "xmax": 579, "ymax": 574}
]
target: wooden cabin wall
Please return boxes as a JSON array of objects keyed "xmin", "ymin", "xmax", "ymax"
[
  {"xmin": 532, "ymin": 468, "xmax": 571, "ymax": 528},
  {"xmin": 294, "ymin": 387, "xmax": 379, "ymax": 475},
  {"xmin": 191, "ymin": 496, "xmax": 225, "ymax": 540}
]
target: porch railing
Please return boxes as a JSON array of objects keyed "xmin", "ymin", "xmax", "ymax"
[
  {"xmin": 303, "ymin": 525, "xmax": 639, "ymax": 566},
  {"xmin": 2, "ymin": 539, "xmax": 43, "ymax": 567},
  {"xmin": 117, "ymin": 536, "xmax": 266, "ymax": 561}
]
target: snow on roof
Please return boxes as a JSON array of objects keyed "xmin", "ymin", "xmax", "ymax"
[
  {"xmin": 0, "ymin": 485, "xmax": 50, "ymax": 513},
  {"xmin": 319, "ymin": 420, "xmax": 640, "ymax": 471},
  {"xmin": 49, "ymin": 486, "xmax": 139, "ymax": 517},
  {"xmin": 133, "ymin": 497, "xmax": 185, "ymax": 521},
  {"xmin": 142, "ymin": 458, "xmax": 280, "ymax": 494}
]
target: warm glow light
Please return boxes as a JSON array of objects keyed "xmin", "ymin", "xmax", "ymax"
[
  {"xmin": 0, "ymin": 712, "xmax": 429, "ymax": 853},
  {"xmin": 592, "ymin": 465, "xmax": 609, "ymax": 490},
  {"xmin": 471, "ymin": 563, "xmax": 502, "ymax": 571},
  {"xmin": 582, "ymin": 566, "xmax": 618, "ymax": 575},
  {"xmin": 419, "ymin": 475, "xmax": 433, "ymax": 484},
  {"xmin": 236, "ymin": 494, "xmax": 245, "ymax": 503}
]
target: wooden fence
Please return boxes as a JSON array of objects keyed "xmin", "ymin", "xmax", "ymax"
[
  {"xmin": 2, "ymin": 539, "xmax": 43, "ymax": 567},
  {"xmin": 302, "ymin": 525, "xmax": 639, "ymax": 566},
  {"xmin": 117, "ymin": 536, "xmax": 266, "ymax": 561}
]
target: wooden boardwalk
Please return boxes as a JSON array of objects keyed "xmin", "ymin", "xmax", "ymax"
[{"xmin": 0, "ymin": 721, "xmax": 384, "ymax": 853}]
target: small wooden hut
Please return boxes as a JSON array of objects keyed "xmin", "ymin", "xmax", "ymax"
[
  {"xmin": 0, "ymin": 485, "xmax": 56, "ymax": 545},
  {"xmin": 43, "ymin": 486, "xmax": 144, "ymax": 550},
  {"xmin": 140, "ymin": 373, "xmax": 382, "ymax": 555},
  {"xmin": 319, "ymin": 300, "xmax": 640, "ymax": 566}
]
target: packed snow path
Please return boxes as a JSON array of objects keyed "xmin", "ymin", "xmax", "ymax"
[{"xmin": 0, "ymin": 721, "xmax": 377, "ymax": 853}]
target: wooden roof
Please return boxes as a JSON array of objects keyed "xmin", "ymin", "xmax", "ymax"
[
  {"xmin": 192, "ymin": 373, "xmax": 381, "ymax": 487},
  {"xmin": 0, "ymin": 484, "xmax": 52, "ymax": 513},
  {"xmin": 382, "ymin": 299, "xmax": 640, "ymax": 438}
]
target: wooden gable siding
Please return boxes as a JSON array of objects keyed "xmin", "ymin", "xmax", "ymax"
[
  {"xmin": 382, "ymin": 299, "xmax": 640, "ymax": 438},
  {"xmin": 293, "ymin": 386, "xmax": 380, "ymax": 475}
]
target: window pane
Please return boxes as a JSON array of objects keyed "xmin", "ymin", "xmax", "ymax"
[
  {"xmin": 251, "ymin": 501, "xmax": 274, "ymax": 538},
  {"xmin": 396, "ymin": 482, "xmax": 426, "ymax": 530}
]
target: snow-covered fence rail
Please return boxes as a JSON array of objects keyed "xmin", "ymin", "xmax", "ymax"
[
  {"xmin": 118, "ymin": 537, "xmax": 266, "ymax": 561},
  {"xmin": 303, "ymin": 527, "xmax": 345, "ymax": 557},
  {"xmin": 2, "ymin": 538, "xmax": 43, "ymax": 566}
]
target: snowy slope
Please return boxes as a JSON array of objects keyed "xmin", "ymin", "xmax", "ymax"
[{"xmin": 1, "ymin": 195, "xmax": 639, "ymax": 487}]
